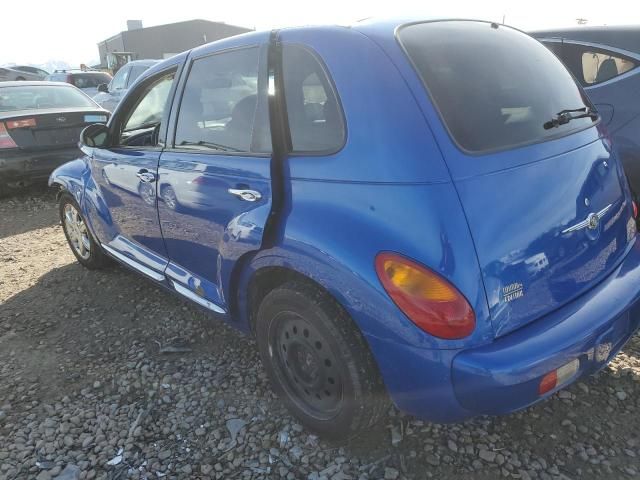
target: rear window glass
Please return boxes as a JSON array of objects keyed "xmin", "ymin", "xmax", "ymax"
[
  {"xmin": 0, "ymin": 85, "xmax": 96, "ymax": 112},
  {"xmin": 398, "ymin": 21, "xmax": 596, "ymax": 153},
  {"xmin": 72, "ymin": 73, "xmax": 112, "ymax": 89}
]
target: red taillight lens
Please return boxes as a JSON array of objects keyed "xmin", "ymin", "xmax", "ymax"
[
  {"xmin": 0, "ymin": 122, "xmax": 18, "ymax": 149},
  {"xmin": 6, "ymin": 118, "xmax": 36, "ymax": 129},
  {"xmin": 66, "ymin": 74, "xmax": 73, "ymax": 84},
  {"xmin": 633, "ymin": 201, "xmax": 638, "ymax": 219},
  {"xmin": 375, "ymin": 252, "xmax": 475, "ymax": 339}
]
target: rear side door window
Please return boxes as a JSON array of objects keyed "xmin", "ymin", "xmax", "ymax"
[
  {"xmin": 174, "ymin": 47, "xmax": 270, "ymax": 153},
  {"xmin": 281, "ymin": 44, "xmax": 345, "ymax": 153}
]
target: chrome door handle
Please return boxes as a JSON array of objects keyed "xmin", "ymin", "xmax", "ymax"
[
  {"xmin": 136, "ymin": 171, "xmax": 156, "ymax": 183},
  {"xmin": 228, "ymin": 188, "xmax": 262, "ymax": 202}
]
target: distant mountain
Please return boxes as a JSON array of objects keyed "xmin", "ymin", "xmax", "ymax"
[{"xmin": 40, "ymin": 60, "xmax": 72, "ymax": 73}]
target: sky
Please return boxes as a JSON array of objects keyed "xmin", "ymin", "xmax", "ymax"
[{"xmin": 1, "ymin": 0, "xmax": 638, "ymax": 67}]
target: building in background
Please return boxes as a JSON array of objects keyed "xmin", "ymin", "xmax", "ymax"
[{"xmin": 97, "ymin": 19, "xmax": 252, "ymax": 68}]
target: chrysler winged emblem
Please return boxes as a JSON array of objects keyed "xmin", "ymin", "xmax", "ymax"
[{"xmin": 562, "ymin": 204, "xmax": 612, "ymax": 234}]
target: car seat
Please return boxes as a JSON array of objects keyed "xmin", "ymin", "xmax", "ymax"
[
  {"xmin": 595, "ymin": 58, "xmax": 619, "ymax": 83},
  {"xmin": 225, "ymin": 94, "xmax": 257, "ymax": 151}
]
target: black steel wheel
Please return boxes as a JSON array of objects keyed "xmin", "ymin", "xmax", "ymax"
[
  {"xmin": 255, "ymin": 281, "xmax": 388, "ymax": 438},
  {"xmin": 270, "ymin": 311, "xmax": 344, "ymax": 420}
]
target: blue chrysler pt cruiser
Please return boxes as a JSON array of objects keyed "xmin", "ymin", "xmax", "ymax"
[{"xmin": 49, "ymin": 19, "xmax": 640, "ymax": 438}]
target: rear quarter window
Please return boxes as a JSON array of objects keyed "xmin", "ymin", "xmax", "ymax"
[
  {"xmin": 398, "ymin": 21, "xmax": 597, "ymax": 154},
  {"xmin": 282, "ymin": 45, "xmax": 345, "ymax": 153},
  {"xmin": 582, "ymin": 51, "xmax": 636, "ymax": 84}
]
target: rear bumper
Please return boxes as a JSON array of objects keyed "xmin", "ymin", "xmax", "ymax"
[
  {"xmin": 0, "ymin": 147, "xmax": 81, "ymax": 184},
  {"xmin": 377, "ymin": 238, "xmax": 640, "ymax": 423},
  {"xmin": 451, "ymin": 238, "xmax": 640, "ymax": 417}
]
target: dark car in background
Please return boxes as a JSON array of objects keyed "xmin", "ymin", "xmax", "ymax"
[
  {"xmin": 532, "ymin": 26, "xmax": 640, "ymax": 198},
  {"xmin": 92, "ymin": 59, "xmax": 159, "ymax": 112},
  {"xmin": 0, "ymin": 81, "xmax": 109, "ymax": 195},
  {"xmin": 45, "ymin": 70, "xmax": 113, "ymax": 98}
]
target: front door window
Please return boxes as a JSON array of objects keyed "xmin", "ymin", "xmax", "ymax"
[{"xmin": 118, "ymin": 73, "xmax": 175, "ymax": 147}]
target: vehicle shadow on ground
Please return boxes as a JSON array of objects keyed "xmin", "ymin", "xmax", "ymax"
[{"xmin": 0, "ymin": 186, "xmax": 58, "ymax": 240}]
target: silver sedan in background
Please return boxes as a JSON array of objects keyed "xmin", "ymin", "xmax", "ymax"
[{"xmin": 0, "ymin": 66, "xmax": 49, "ymax": 81}]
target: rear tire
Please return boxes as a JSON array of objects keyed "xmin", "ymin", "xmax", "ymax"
[
  {"xmin": 59, "ymin": 193, "xmax": 110, "ymax": 269},
  {"xmin": 255, "ymin": 281, "xmax": 388, "ymax": 439}
]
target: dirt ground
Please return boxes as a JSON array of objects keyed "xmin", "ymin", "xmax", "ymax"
[{"xmin": 1, "ymin": 187, "xmax": 640, "ymax": 480}]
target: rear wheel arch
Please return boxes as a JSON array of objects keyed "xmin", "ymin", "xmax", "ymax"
[
  {"xmin": 244, "ymin": 264, "xmax": 386, "ymax": 379},
  {"xmin": 247, "ymin": 266, "xmax": 319, "ymax": 335},
  {"xmin": 245, "ymin": 265, "xmax": 370, "ymax": 345}
]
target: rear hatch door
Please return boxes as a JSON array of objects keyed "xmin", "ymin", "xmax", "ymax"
[
  {"xmin": 398, "ymin": 20, "xmax": 636, "ymax": 337},
  {"xmin": 455, "ymin": 136, "xmax": 634, "ymax": 337}
]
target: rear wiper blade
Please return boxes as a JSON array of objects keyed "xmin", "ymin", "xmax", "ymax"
[{"xmin": 543, "ymin": 107, "xmax": 598, "ymax": 130}]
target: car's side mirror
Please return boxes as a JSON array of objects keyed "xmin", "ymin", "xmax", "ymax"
[
  {"xmin": 80, "ymin": 123, "xmax": 110, "ymax": 155},
  {"xmin": 97, "ymin": 83, "xmax": 109, "ymax": 93}
]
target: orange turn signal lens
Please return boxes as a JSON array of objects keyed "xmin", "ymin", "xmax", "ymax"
[
  {"xmin": 375, "ymin": 252, "xmax": 475, "ymax": 339},
  {"xmin": 6, "ymin": 118, "xmax": 36, "ymax": 129},
  {"xmin": 538, "ymin": 370, "xmax": 558, "ymax": 396}
]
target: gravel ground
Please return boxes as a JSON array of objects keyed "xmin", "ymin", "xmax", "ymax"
[{"xmin": 1, "ymin": 188, "xmax": 640, "ymax": 480}]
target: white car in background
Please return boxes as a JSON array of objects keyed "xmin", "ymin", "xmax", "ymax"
[{"xmin": 93, "ymin": 60, "xmax": 159, "ymax": 112}]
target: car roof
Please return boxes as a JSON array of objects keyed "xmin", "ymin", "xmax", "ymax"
[
  {"xmin": 49, "ymin": 70, "xmax": 110, "ymax": 75},
  {"xmin": 143, "ymin": 19, "xmax": 525, "ymax": 80},
  {"xmin": 530, "ymin": 25, "xmax": 640, "ymax": 54},
  {"xmin": 126, "ymin": 60, "xmax": 159, "ymax": 67},
  {"xmin": 0, "ymin": 81, "xmax": 80, "ymax": 87}
]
